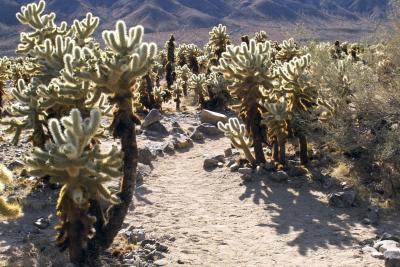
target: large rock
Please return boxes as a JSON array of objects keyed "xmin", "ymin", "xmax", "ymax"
[
  {"xmin": 196, "ymin": 123, "xmax": 222, "ymax": 136},
  {"xmin": 328, "ymin": 191, "xmax": 356, "ymax": 208},
  {"xmin": 384, "ymin": 249, "xmax": 400, "ymax": 267},
  {"xmin": 200, "ymin": 109, "xmax": 228, "ymax": 125},
  {"xmin": 374, "ymin": 240, "xmax": 400, "ymax": 253},
  {"xmin": 142, "ymin": 109, "xmax": 163, "ymax": 128}
]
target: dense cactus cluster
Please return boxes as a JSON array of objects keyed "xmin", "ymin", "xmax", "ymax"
[{"xmin": 1, "ymin": 1, "xmax": 400, "ymax": 265}]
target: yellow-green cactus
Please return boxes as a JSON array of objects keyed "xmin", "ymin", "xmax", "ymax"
[
  {"xmin": 175, "ymin": 64, "xmax": 192, "ymax": 96},
  {"xmin": 218, "ymin": 118, "xmax": 255, "ymax": 164},
  {"xmin": 213, "ymin": 39, "xmax": 277, "ymax": 163},
  {"xmin": 188, "ymin": 73, "xmax": 207, "ymax": 105},
  {"xmin": 0, "ymin": 164, "xmax": 22, "ymax": 220},
  {"xmin": 25, "ymin": 108, "xmax": 121, "ymax": 263},
  {"xmin": 276, "ymin": 38, "xmax": 301, "ymax": 62},
  {"xmin": 208, "ymin": 24, "xmax": 230, "ymax": 60}
]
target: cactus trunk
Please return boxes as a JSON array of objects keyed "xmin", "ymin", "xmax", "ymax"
[
  {"xmin": 278, "ymin": 140, "xmax": 286, "ymax": 165},
  {"xmin": 272, "ymin": 138, "xmax": 279, "ymax": 162},
  {"xmin": 247, "ymin": 106, "xmax": 266, "ymax": 164},
  {"xmin": 87, "ymin": 93, "xmax": 138, "ymax": 261},
  {"xmin": 68, "ymin": 217, "xmax": 86, "ymax": 266},
  {"xmin": 298, "ymin": 134, "xmax": 308, "ymax": 165}
]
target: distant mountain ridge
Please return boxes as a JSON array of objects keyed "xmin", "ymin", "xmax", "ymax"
[{"xmin": 0, "ymin": 0, "xmax": 391, "ymax": 54}]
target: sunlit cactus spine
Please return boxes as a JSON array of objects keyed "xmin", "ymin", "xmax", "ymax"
[
  {"xmin": 25, "ymin": 109, "xmax": 122, "ymax": 265},
  {"xmin": 276, "ymin": 38, "xmax": 301, "ymax": 62},
  {"xmin": 218, "ymin": 118, "xmax": 255, "ymax": 165},
  {"xmin": 0, "ymin": 164, "xmax": 22, "ymax": 220}
]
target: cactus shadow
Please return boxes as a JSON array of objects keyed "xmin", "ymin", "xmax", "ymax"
[
  {"xmin": 239, "ymin": 175, "xmax": 372, "ymax": 256},
  {"xmin": 135, "ymin": 185, "xmax": 153, "ymax": 205}
]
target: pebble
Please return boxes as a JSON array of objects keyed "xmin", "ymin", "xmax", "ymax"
[
  {"xmin": 328, "ymin": 190, "xmax": 356, "ymax": 208},
  {"xmin": 33, "ymin": 217, "xmax": 50, "ymax": 230}
]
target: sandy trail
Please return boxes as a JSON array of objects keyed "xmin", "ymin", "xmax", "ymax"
[{"xmin": 129, "ymin": 137, "xmax": 385, "ymax": 267}]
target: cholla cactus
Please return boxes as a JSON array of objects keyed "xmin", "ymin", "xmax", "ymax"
[
  {"xmin": 72, "ymin": 13, "xmax": 99, "ymax": 47},
  {"xmin": 208, "ymin": 24, "xmax": 230, "ymax": 60},
  {"xmin": 175, "ymin": 64, "xmax": 192, "ymax": 96},
  {"xmin": 277, "ymin": 54, "xmax": 314, "ymax": 113},
  {"xmin": 25, "ymin": 108, "xmax": 121, "ymax": 264},
  {"xmin": 0, "ymin": 57, "xmax": 11, "ymax": 113},
  {"xmin": 261, "ymin": 99, "xmax": 291, "ymax": 164},
  {"xmin": 62, "ymin": 20, "xmax": 157, "ymax": 261},
  {"xmin": 188, "ymin": 73, "xmax": 207, "ymax": 105},
  {"xmin": 1, "ymin": 78, "xmax": 46, "ymax": 146},
  {"xmin": 268, "ymin": 54, "xmax": 315, "ymax": 164},
  {"xmin": 0, "ymin": 164, "xmax": 22, "ymax": 220},
  {"xmin": 177, "ymin": 44, "xmax": 202, "ymax": 73},
  {"xmin": 276, "ymin": 38, "xmax": 301, "ymax": 62},
  {"xmin": 172, "ymin": 79, "xmax": 184, "ymax": 110},
  {"xmin": 254, "ymin": 31, "xmax": 268, "ymax": 43},
  {"xmin": 213, "ymin": 39, "xmax": 277, "ymax": 163},
  {"xmin": 218, "ymin": 118, "xmax": 255, "ymax": 164}
]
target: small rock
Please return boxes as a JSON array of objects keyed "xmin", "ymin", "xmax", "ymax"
[
  {"xmin": 144, "ymin": 122, "xmax": 169, "ymax": 137},
  {"xmin": 328, "ymin": 191, "xmax": 356, "ymax": 208},
  {"xmin": 213, "ymin": 155, "xmax": 225, "ymax": 163},
  {"xmin": 173, "ymin": 136, "xmax": 193, "ymax": 149},
  {"xmin": 238, "ymin": 167, "xmax": 253, "ymax": 176},
  {"xmin": 230, "ymin": 163, "xmax": 240, "ymax": 172},
  {"xmin": 177, "ymin": 259, "xmax": 185, "ymax": 264},
  {"xmin": 190, "ymin": 129, "xmax": 204, "ymax": 141},
  {"xmin": 7, "ymin": 160, "xmax": 24, "ymax": 170},
  {"xmin": 224, "ymin": 148, "xmax": 233, "ymax": 157},
  {"xmin": 384, "ymin": 249, "xmax": 400, "ymax": 267},
  {"xmin": 33, "ymin": 217, "xmax": 50, "ymax": 229},
  {"xmin": 362, "ymin": 245, "xmax": 378, "ymax": 254},
  {"xmin": 200, "ymin": 109, "xmax": 228, "ymax": 125},
  {"xmin": 372, "ymin": 251, "xmax": 384, "ymax": 259},
  {"xmin": 154, "ymin": 259, "xmax": 168, "ymax": 266},
  {"xmin": 196, "ymin": 123, "xmax": 222, "ymax": 136},
  {"xmin": 374, "ymin": 240, "xmax": 399, "ymax": 253},
  {"xmin": 227, "ymin": 159, "xmax": 236, "ymax": 167},
  {"xmin": 162, "ymin": 142, "xmax": 175, "ymax": 154},
  {"xmin": 138, "ymin": 147, "xmax": 157, "ymax": 165},
  {"xmin": 156, "ymin": 242, "xmax": 169, "ymax": 252},
  {"xmin": 286, "ymin": 166, "xmax": 307, "ymax": 177},
  {"xmin": 142, "ymin": 109, "xmax": 163, "ymax": 128},
  {"xmin": 269, "ymin": 171, "xmax": 289, "ymax": 183},
  {"xmin": 126, "ymin": 229, "xmax": 146, "ymax": 244},
  {"xmin": 217, "ymin": 162, "xmax": 224, "ymax": 168},
  {"xmin": 256, "ymin": 165, "xmax": 267, "ymax": 176},
  {"xmin": 204, "ymin": 158, "xmax": 219, "ymax": 170}
]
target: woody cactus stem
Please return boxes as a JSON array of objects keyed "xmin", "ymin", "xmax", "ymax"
[{"xmin": 298, "ymin": 134, "xmax": 308, "ymax": 165}]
